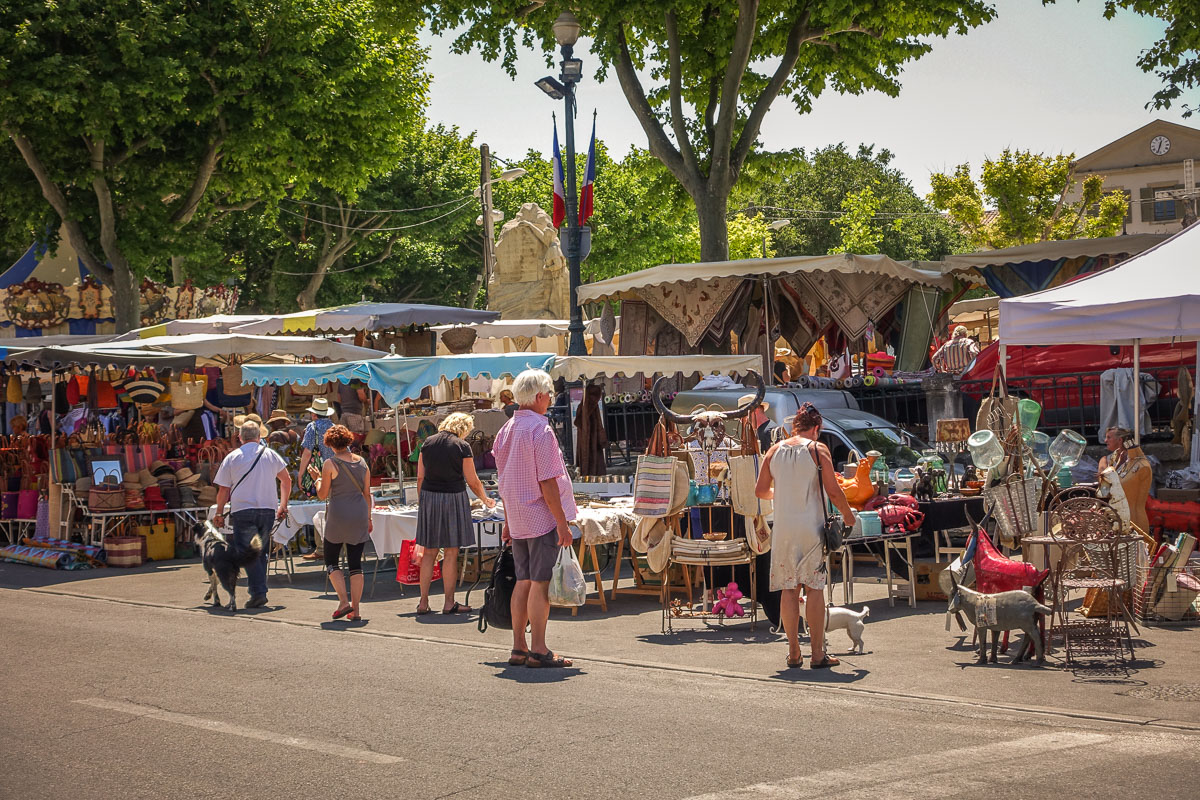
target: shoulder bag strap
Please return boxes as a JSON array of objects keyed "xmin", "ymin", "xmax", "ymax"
[
  {"xmin": 809, "ymin": 441, "xmax": 831, "ymax": 515},
  {"xmin": 332, "ymin": 456, "xmax": 367, "ymax": 495},
  {"xmin": 229, "ymin": 444, "xmax": 268, "ymax": 500}
]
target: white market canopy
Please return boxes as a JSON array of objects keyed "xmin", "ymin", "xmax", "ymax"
[
  {"xmin": 112, "ymin": 314, "xmax": 271, "ymax": 341},
  {"xmin": 432, "ymin": 319, "xmax": 570, "ymax": 339},
  {"xmin": 549, "ymin": 354, "xmax": 762, "ymax": 382},
  {"xmin": 576, "ymin": 252, "xmax": 951, "ymax": 303},
  {"xmin": 229, "ymin": 302, "xmax": 499, "ymax": 335},
  {"xmin": 999, "ymin": 224, "xmax": 1200, "ymax": 346},
  {"xmin": 78, "ymin": 333, "xmax": 382, "ymax": 364}
]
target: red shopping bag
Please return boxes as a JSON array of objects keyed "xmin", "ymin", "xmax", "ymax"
[{"xmin": 396, "ymin": 539, "xmax": 440, "ymax": 585}]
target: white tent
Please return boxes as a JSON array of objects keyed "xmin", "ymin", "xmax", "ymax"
[
  {"xmin": 999, "ymin": 224, "xmax": 1199, "ymax": 459},
  {"xmin": 230, "ymin": 302, "xmax": 498, "ymax": 335},
  {"xmin": 77, "ymin": 332, "xmax": 382, "ymax": 365},
  {"xmin": 112, "ymin": 314, "xmax": 271, "ymax": 341}
]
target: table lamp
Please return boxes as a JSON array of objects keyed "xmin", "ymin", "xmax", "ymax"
[{"xmin": 936, "ymin": 418, "xmax": 971, "ymax": 490}]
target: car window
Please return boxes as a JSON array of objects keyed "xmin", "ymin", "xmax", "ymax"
[
  {"xmin": 819, "ymin": 433, "xmax": 853, "ymax": 469},
  {"xmin": 842, "ymin": 427, "xmax": 922, "ymax": 468}
]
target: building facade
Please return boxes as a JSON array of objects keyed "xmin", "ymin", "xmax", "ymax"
[{"xmin": 1071, "ymin": 119, "xmax": 1200, "ymax": 234}]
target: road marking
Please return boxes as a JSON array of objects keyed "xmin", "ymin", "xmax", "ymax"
[
  {"xmin": 682, "ymin": 732, "xmax": 1111, "ymax": 799},
  {"xmin": 74, "ymin": 698, "xmax": 403, "ymax": 764}
]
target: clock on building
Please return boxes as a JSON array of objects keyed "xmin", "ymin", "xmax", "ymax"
[{"xmin": 1150, "ymin": 135, "xmax": 1171, "ymax": 156}]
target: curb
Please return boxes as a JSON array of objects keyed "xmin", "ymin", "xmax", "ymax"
[{"xmin": 19, "ymin": 585, "xmax": 1200, "ymax": 734}]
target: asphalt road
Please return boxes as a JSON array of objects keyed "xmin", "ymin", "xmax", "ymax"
[{"xmin": 2, "ymin": 587, "xmax": 1196, "ymax": 800}]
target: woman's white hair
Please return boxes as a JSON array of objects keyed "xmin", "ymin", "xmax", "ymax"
[
  {"xmin": 438, "ymin": 412, "xmax": 475, "ymax": 438},
  {"xmin": 512, "ymin": 368, "xmax": 553, "ymax": 407}
]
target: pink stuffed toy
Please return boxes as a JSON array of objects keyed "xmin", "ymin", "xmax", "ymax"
[{"xmin": 711, "ymin": 582, "xmax": 745, "ymax": 618}]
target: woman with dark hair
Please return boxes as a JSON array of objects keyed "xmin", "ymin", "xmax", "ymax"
[
  {"xmin": 773, "ymin": 360, "xmax": 791, "ymax": 385},
  {"xmin": 755, "ymin": 402, "xmax": 855, "ymax": 669},
  {"xmin": 307, "ymin": 424, "xmax": 372, "ymax": 621}
]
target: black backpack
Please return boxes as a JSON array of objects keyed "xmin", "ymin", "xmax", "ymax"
[{"xmin": 477, "ymin": 545, "xmax": 517, "ymax": 632}]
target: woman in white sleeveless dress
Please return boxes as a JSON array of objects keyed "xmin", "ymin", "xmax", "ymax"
[{"xmin": 755, "ymin": 403, "xmax": 856, "ymax": 669}]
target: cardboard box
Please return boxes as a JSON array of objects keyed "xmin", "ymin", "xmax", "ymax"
[{"xmin": 914, "ymin": 562, "xmax": 950, "ymax": 601}]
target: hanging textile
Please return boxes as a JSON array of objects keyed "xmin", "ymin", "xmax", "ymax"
[
  {"xmin": 634, "ymin": 276, "xmax": 743, "ymax": 348},
  {"xmin": 895, "ymin": 284, "xmax": 945, "ymax": 373},
  {"xmin": 574, "ymin": 383, "xmax": 608, "ymax": 476},
  {"xmin": 788, "ymin": 270, "xmax": 910, "ymax": 341}
]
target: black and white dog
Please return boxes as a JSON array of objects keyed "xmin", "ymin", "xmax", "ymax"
[{"xmin": 198, "ymin": 521, "xmax": 263, "ymax": 612}]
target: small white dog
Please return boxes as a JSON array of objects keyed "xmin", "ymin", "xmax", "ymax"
[{"xmin": 799, "ymin": 600, "xmax": 870, "ymax": 654}]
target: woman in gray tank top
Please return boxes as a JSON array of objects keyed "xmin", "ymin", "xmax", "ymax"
[{"xmin": 308, "ymin": 424, "xmax": 372, "ymax": 621}]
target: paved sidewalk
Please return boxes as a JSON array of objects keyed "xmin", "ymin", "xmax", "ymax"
[{"xmin": 5, "ymin": 553, "xmax": 1199, "ymax": 729}]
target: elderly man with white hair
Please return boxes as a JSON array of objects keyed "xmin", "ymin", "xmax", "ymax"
[
  {"xmin": 213, "ymin": 420, "xmax": 293, "ymax": 609},
  {"xmin": 493, "ymin": 368, "xmax": 578, "ymax": 668},
  {"xmin": 932, "ymin": 325, "xmax": 980, "ymax": 376}
]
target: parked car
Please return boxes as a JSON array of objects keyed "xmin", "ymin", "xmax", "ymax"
[
  {"xmin": 959, "ymin": 341, "xmax": 1195, "ymax": 434},
  {"xmin": 671, "ymin": 388, "xmax": 930, "ymax": 473}
]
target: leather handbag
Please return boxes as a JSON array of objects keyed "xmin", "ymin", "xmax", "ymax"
[
  {"xmin": 476, "ymin": 544, "xmax": 516, "ymax": 632},
  {"xmin": 976, "ymin": 364, "xmax": 1018, "ymax": 436},
  {"xmin": 810, "ymin": 443, "xmax": 844, "ymax": 553}
]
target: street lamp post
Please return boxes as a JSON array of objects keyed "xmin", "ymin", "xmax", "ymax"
[
  {"xmin": 537, "ymin": 11, "xmax": 587, "ymax": 356},
  {"xmin": 761, "ymin": 219, "xmax": 790, "ymax": 384}
]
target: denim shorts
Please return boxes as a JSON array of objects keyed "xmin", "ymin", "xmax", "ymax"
[{"xmin": 511, "ymin": 529, "xmax": 559, "ymax": 582}]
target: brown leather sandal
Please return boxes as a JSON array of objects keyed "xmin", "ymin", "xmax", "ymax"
[
  {"xmin": 508, "ymin": 649, "xmax": 528, "ymax": 666},
  {"xmin": 526, "ymin": 651, "xmax": 572, "ymax": 668}
]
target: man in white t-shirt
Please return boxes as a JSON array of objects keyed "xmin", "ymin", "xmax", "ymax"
[{"xmin": 213, "ymin": 421, "xmax": 292, "ymax": 608}]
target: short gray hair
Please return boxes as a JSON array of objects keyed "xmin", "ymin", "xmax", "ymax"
[
  {"xmin": 239, "ymin": 421, "xmax": 262, "ymax": 442},
  {"xmin": 512, "ymin": 368, "xmax": 553, "ymax": 407}
]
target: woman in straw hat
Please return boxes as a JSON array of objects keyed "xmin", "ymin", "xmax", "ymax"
[{"xmin": 414, "ymin": 412, "xmax": 495, "ymax": 615}]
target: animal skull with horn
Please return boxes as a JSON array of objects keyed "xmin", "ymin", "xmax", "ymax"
[{"xmin": 651, "ymin": 371, "xmax": 765, "ymax": 453}]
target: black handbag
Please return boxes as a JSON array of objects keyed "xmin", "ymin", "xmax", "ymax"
[
  {"xmin": 478, "ymin": 544, "xmax": 517, "ymax": 632},
  {"xmin": 811, "ymin": 443, "xmax": 845, "ymax": 553}
]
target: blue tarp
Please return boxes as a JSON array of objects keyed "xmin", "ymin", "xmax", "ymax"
[{"xmin": 241, "ymin": 353, "xmax": 556, "ymax": 407}]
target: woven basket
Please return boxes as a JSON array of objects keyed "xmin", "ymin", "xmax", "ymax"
[
  {"xmin": 103, "ymin": 535, "xmax": 146, "ymax": 567},
  {"xmin": 88, "ymin": 487, "xmax": 126, "ymax": 512},
  {"xmin": 440, "ymin": 327, "xmax": 477, "ymax": 354}
]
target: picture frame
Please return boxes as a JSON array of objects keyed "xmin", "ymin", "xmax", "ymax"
[{"xmin": 89, "ymin": 455, "xmax": 126, "ymax": 487}]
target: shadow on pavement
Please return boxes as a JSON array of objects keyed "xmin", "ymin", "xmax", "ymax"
[
  {"xmin": 772, "ymin": 667, "xmax": 870, "ymax": 683},
  {"xmin": 0, "ymin": 559, "xmax": 197, "ymax": 590},
  {"xmin": 487, "ymin": 661, "xmax": 584, "ymax": 683}
]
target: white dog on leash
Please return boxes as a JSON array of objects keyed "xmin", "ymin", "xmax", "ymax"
[{"xmin": 799, "ymin": 599, "xmax": 870, "ymax": 654}]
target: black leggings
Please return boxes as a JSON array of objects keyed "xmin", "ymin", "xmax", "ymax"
[{"xmin": 324, "ymin": 540, "xmax": 366, "ymax": 576}]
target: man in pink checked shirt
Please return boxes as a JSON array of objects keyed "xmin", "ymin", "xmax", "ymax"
[{"xmin": 493, "ymin": 368, "xmax": 578, "ymax": 669}]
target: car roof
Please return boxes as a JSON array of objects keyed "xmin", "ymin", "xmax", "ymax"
[
  {"xmin": 819, "ymin": 408, "xmax": 898, "ymax": 429},
  {"xmin": 670, "ymin": 387, "xmax": 856, "ymax": 412}
]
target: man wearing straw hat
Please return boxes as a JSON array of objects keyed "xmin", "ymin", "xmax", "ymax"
[
  {"xmin": 298, "ymin": 397, "xmax": 337, "ymax": 560},
  {"xmin": 739, "ymin": 392, "xmax": 780, "ymax": 453},
  {"xmin": 932, "ymin": 325, "xmax": 980, "ymax": 376}
]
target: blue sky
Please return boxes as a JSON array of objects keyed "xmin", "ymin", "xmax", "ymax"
[{"xmin": 422, "ymin": 0, "xmax": 1193, "ymax": 198}]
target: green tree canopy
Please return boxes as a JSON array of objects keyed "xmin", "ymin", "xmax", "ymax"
[
  {"xmin": 928, "ymin": 149, "xmax": 1127, "ymax": 249},
  {"xmin": 734, "ymin": 144, "xmax": 967, "ymax": 260},
  {"xmin": 423, "ymin": 1, "xmax": 995, "ymax": 263},
  {"xmin": 226, "ymin": 125, "xmax": 484, "ymax": 312},
  {"xmin": 0, "ymin": 0, "xmax": 427, "ymax": 330}
]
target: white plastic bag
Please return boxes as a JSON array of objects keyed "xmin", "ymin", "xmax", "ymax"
[{"xmin": 549, "ymin": 546, "xmax": 587, "ymax": 607}]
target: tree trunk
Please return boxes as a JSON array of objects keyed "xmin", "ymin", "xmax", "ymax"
[
  {"xmin": 110, "ymin": 260, "xmax": 140, "ymax": 333},
  {"xmin": 695, "ymin": 190, "xmax": 730, "ymax": 262},
  {"xmin": 170, "ymin": 255, "xmax": 184, "ymax": 285},
  {"xmin": 296, "ymin": 251, "xmax": 337, "ymax": 310}
]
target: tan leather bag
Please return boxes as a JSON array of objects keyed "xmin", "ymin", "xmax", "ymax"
[{"xmin": 976, "ymin": 364, "xmax": 1018, "ymax": 436}]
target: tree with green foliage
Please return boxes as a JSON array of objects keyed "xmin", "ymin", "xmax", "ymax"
[
  {"xmin": 226, "ymin": 125, "xmax": 484, "ymax": 312},
  {"xmin": 425, "ymin": 1, "xmax": 994, "ymax": 263},
  {"xmin": 735, "ymin": 144, "xmax": 967, "ymax": 259},
  {"xmin": 928, "ymin": 149, "xmax": 1127, "ymax": 249},
  {"xmin": 0, "ymin": 0, "xmax": 427, "ymax": 330}
]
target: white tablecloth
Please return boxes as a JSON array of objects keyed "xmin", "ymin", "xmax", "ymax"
[
  {"xmin": 309, "ymin": 505, "xmax": 507, "ymax": 556},
  {"xmin": 207, "ymin": 502, "xmax": 325, "ymax": 546}
]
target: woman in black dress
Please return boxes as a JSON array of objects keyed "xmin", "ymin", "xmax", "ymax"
[{"xmin": 415, "ymin": 413, "xmax": 495, "ymax": 615}]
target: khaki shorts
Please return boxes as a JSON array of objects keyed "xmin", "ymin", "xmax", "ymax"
[{"xmin": 511, "ymin": 529, "xmax": 559, "ymax": 582}]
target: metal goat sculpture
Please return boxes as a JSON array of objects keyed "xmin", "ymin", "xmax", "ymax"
[{"xmin": 650, "ymin": 371, "xmax": 765, "ymax": 453}]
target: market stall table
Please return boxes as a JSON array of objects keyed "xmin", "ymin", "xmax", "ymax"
[
  {"xmin": 832, "ymin": 531, "xmax": 920, "ymax": 608},
  {"xmin": 919, "ymin": 495, "xmax": 986, "ymax": 560}
]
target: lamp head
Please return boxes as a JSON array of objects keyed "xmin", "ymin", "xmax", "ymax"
[
  {"xmin": 561, "ymin": 57, "xmax": 584, "ymax": 83},
  {"xmin": 499, "ymin": 167, "xmax": 527, "ymax": 182},
  {"xmin": 535, "ymin": 76, "xmax": 566, "ymax": 100},
  {"xmin": 767, "ymin": 219, "xmax": 791, "ymax": 231},
  {"xmin": 552, "ymin": 11, "xmax": 581, "ymax": 46}
]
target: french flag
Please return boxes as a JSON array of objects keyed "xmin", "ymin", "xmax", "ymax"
[
  {"xmin": 578, "ymin": 116, "xmax": 596, "ymax": 226},
  {"xmin": 551, "ymin": 120, "xmax": 566, "ymax": 228}
]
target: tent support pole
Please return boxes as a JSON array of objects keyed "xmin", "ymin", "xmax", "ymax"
[
  {"xmin": 48, "ymin": 367, "xmax": 62, "ymax": 537},
  {"xmin": 1193, "ymin": 344, "xmax": 1199, "ymax": 469},
  {"xmin": 999, "ymin": 343, "xmax": 1007, "ymax": 379},
  {"xmin": 762, "ymin": 278, "xmax": 773, "ymax": 385},
  {"xmin": 1133, "ymin": 340, "xmax": 1141, "ymax": 443}
]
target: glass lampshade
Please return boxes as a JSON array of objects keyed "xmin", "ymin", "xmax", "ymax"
[
  {"xmin": 1049, "ymin": 429, "xmax": 1087, "ymax": 469},
  {"xmin": 1029, "ymin": 431, "xmax": 1052, "ymax": 469},
  {"xmin": 968, "ymin": 429, "xmax": 1005, "ymax": 470},
  {"xmin": 1017, "ymin": 397, "xmax": 1042, "ymax": 432}
]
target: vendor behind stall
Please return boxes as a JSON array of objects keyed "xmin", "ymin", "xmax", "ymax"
[
  {"xmin": 299, "ymin": 398, "xmax": 337, "ymax": 560},
  {"xmin": 336, "ymin": 379, "xmax": 369, "ymax": 434}
]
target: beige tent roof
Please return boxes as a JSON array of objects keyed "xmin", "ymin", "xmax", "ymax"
[
  {"xmin": 550, "ymin": 355, "xmax": 761, "ymax": 381},
  {"xmin": 940, "ymin": 234, "xmax": 1168, "ymax": 275},
  {"xmin": 80, "ymin": 333, "xmax": 382, "ymax": 365},
  {"xmin": 576, "ymin": 253, "xmax": 952, "ymax": 303},
  {"xmin": 948, "ymin": 296, "xmax": 1000, "ymax": 315}
]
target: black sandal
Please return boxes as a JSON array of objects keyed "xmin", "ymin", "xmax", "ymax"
[
  {"xmin": 508, "ymin": 649, "xmax": 528, "ymax": 666},
  {"xmin": 442, "ymin": 602, "xmax": 471, "ymax": 615},
  {"xmin": 786, "ymin": 654, "xmax": 803, "ymax": 669},
  {"xmin": 527, "ymin": 651, "xmax": 572, "ymax": 668},
  {"xmin": 811, "ymin": 654, "xmax": 840, "ymax": 669}
]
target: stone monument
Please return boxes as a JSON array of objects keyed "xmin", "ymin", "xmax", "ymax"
[{"xmin": 488, "ymin": 202, "xmax": 569, "ymax": 320}]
